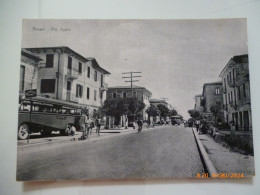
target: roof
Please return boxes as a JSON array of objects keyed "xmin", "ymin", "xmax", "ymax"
[
  {"xmin": 23, "ymin": 46, "xmax": 110, "ymax": 74},
  {"xmin": 149, "ymin": 99, "xmax": 167, "ymax": 103},
  {"xmin": 108, "ymin": 85, "xmax": 152, "ymax": 96},
  {"xmin": 86, "ymin": 57, "xmax": 110, "ymax": 75},
  {"xmin": 21, "ymin": 49, "xmax": 43, "ymax": 62},
  {"xmin": 219, "ymin": 54, "xmax": 248, "ymax": 77},
  {"xmin": 23, "ymin": 96, "xmax": 83, "ymax": 109}
]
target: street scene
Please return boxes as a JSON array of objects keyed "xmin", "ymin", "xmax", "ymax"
[{"xmin": 17, "ymin": 19, "xmax": 254, "ymax": 181}]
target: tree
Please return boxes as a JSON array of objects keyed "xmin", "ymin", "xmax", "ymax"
[
  {"xmin": 102, "ymin": 97, "xmax": 145, "ymax": 118},
  {"xmin": 169, "ymin": 108, "xmax": 178, "ymax": 117},
  {"xmin": 188, "ymin": 109, "xmax": 201, "ymax": 119},
  {"xmin": 157, "ymin": 104, "xmax": 169, "ymax": 119},
  {"xmin": 146, "ymin": 105, "xmax": 160, "ymax": 119},
  {"xmin": 210, "ymin": 104, "xmax": 222, "ymax": 125}
]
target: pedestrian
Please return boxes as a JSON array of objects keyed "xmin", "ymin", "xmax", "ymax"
[
  {"xmin": 95, "ymin": 118, "xmax": 101, "ymax": 136},
  {"xmin": 137, "ymin": 118, "xmax": 143, "ymax": 133},
  {"xmin": 195, "ymin": 119, "xmax": 201, "ymax": 132}
]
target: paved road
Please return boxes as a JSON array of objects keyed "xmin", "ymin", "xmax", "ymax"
[{"xmin": 17, "ymin": 125, "xmax": 204, "ymax": 181}]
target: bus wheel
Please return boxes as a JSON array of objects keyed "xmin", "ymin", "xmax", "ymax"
[
  {"xmin": 18, "ymin": 124, "xmax": 29, "ymax": 140},
  {"xmin": 40, "ymin": 130, "xmax": 52, "ymax": 137}
]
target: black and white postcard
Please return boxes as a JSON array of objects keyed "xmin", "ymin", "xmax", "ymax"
[{"xmin": 17, "ymin": 19, "xmax": 255, "ymax": 181}]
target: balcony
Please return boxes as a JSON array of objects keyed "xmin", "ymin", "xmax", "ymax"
[
  {"xmin": 230, "ymin": 101, "xmax": 237, "ymax": 110},
  {"xmin": 65, "ymin": 91, "xmax": 79, "ymax": 103},
  {"xmin": 228, "ymin": 80, "xmax": 236, "ymax": 88},
  {"xmin": 100, "ymin": 82, "xmax": 108, "ymax": 91},
  {"xmin": 66, "ymin": 68, "xmax": 78, "ymax": 80}
]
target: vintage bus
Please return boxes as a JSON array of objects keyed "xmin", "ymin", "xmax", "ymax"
[{"xmin": 18, "ymin": 96, "xmax": 85, "ymax": 140}]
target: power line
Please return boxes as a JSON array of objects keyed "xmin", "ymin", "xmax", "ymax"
[{"xmin": 122, "ymin": 71, "xmax": 142, "ymax": 97}]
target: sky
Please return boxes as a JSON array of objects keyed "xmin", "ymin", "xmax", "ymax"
[{"xmin": 22, "ymin": 19, "xmax": 248, "ymax": 119}]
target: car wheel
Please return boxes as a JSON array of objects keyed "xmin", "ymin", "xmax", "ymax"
[{"xmin": 18, "ymin": 124, "xmax": 30, "ymax": 140}]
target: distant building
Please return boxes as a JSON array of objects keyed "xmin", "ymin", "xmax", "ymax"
[
  {"xmin": 107, "ymin": 85, "xmax": 152, "ymax": 121},
  {"xmin": 19, "ymin": 49, "xmax": 44, "ymax": 101},
  {"xmin": 219, "ymin": 54, "xmax": 252, "ymax": 131},
  {"xmin": 24, "ymin": 47, "xmax": 110, "ymax": 113},
  {"xmin": 201, "ymin": 81, "xmax": 224, "ymax": 122},
  {"xmin": 149, "ymin": 99, "xmax": 172, "ymax": 110},
  {"xmin": 194, "ymin": 95, "xmax": 203, "ymax": 113}
]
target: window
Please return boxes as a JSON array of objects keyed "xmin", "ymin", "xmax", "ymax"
[
  {"xmin": 19, "ymin": 102, "xmax": 31, "ymax": 112},
  {"xmin": 87, "ymin": 67, "xmax": 90, "ymax": 78},
  {"xmin": 94, "ymin": 90, "xmax": 97, "ymax": 101},
  {"xmin": 215, "ymin": 87, "xmax": 220, "ymax": 95},
  {"xmin": 228, "ymin": 93, "xmax": 231, "ymax": 103},
  {"xmin": 67, "ymin": 81, "xmax": 71, "ymax": 91},
  {"xmin": 243, "ymin": 83, "xmax": 246, "ymax": 98},
  {"xmin": 100, "ymin": 92, "xmax": 103, "ymax": 100},
  {"xmin": 20, "ymin": 65, "xmax": 25, "ymax": 91},
  {"xmin": 134, "ymin": 91, "xmax": 137, "ymax": 97},
  {"xmin": 231, "ymin": 91, "xmax": 233, "ymax": 103},
  {"xmin": 41, "ymin": 79, "xmax": 56, "ymax": 93},
  {"xmin": 101, "ymin": 74, "xmax": 103, "ymax": 87},
  {"xmin": 94, "ymin": 71, "xmax": 97, "ymax": 81},
  {"xmin": 123, "ymin": 92, "xmax": 127, "ymax": 98},
  {"xmin": 46, "ymin": 54, "xmax": 54, "ymax": 68},
  {"xmin": 238, "ymin": 85, "xmax": 241, "ymax": 100},
  {"xmin": 76, "ymin": 84, "xmax": 83, "ymax": 98},
  {"xmin": 223, "ymin": 78, "xmax": 226, "ymax": 90},
  {"xmin": 113, "ymin": 92, "xmax": 116, "ymax": 99},
  {"xmin": 87, "ymin": 87, "xmax": 90, "ymax": 100},
  {"xmin": 68, "ymin": 56, "xmax": 72, "ymax": 70},
  {"xmin": 78, "ymin": 62, "xmax": 82, "ymax": 74}
]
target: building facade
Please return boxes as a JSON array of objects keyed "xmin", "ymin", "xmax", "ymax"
[
  {"xmin": 194, "ymin": 95, "xmax": 203, "ymax": 113},
  {"xmin": 24, "ymin": 47, "xmax": 110, "ymax": 113},
  {"xmin": 201, "ymin": 81, "xmax": 224, "ymax": 122},
  {"xmin": 19, "ymin": 49, "xmax": 44, "ymax": 101},
  {"xmin": 219, "ymin": 54, "xmax": 252, "ymax": 131},
  {"xmin": 149, "ymin": 99, "xmax": 172, "ymax": 110},
  {"xmin": 107, "ymin": 85, "xmax": 152, "ymax": 120}
]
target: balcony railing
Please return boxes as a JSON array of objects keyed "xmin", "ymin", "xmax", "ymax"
[
  {"xmin": 100, "ymin": 82, "xmax": 108, "ymax": 91},
  {"xmin": 238, "ymin": 97, "xmax": 251, "ymax": 106},
  {"xmin": 230, "ymin": 101, "xmax": 237, "ymax": 109},
  {"xmin": 66, "ymin": 68, "xmax": 79, "ymax": 80},
  {"xmin": 228, "ymin": 80, "xmax": 236, "ymax": 88},
  {"xmin": 64, "ymin": 91, "xmax": 79, "ymax": 103},
  {"xmin": 223, "ymin": 87, "xmax": 227, "ymax": 93}
]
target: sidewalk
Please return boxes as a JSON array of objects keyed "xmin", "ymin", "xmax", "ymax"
[
  {"xmin": 197, "ymin": 131, "xmax": 255, "ymax": 176},
  {"xmin": 17, "ymin": 124, "xmax": 156, "ymax": 147}
]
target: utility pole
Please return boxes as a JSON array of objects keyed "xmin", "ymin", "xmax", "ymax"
[{"xmin": 122, "ymin": 71, "xmax": 142, "ymax": 97}]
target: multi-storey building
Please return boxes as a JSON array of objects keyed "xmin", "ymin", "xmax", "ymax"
[
  {"xmin": 149, "ymin": 99, "xmax": 172, "ymax": 110},
  {"xmin": 19, "ymin": 49, "xmax": 45, "ymax": 101},
  {"xmin": 194, "ymin": 94, "xmax": 203, "ymax": 113},
  {"xmin": 201, "ymin": 81, "xmax": 224, "ymax": 122},
  {"xmin": 219, "ymin": 54, "xmax": 252, "ymax": 131},
  {"xmin": 107, "ymin": 85, "xmax": 152, "ymax": 120},
  {"xmin": 24, "ymin": 47, "xmax": 110, "ymax": 113}
]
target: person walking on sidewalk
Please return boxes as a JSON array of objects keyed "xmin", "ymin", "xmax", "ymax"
[
  {"xmin": 95, "ymin": 118, "xmax": 101, "ymax": 136},
  {"xmin": 195, "ymin": 119, "xmax": 201, "ymax": 132}
]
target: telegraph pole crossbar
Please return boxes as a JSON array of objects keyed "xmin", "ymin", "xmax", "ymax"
[{"xmin": 122, "ymin": 71, "xmax": 142, "ymax": 98}]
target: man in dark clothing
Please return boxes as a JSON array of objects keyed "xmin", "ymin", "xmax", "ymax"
[{"xmin": 137, "ymin": 118, "xmax": 143, "ymax": 133}]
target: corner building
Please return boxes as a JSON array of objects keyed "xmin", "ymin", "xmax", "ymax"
[{"xmin": 24, "ymin": 47, "xmax": 110, "ymax": 114}]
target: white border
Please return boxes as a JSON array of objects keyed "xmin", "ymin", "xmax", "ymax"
[{"xmin": 0, "ymin": 0, "xmax": 260, "ymax": 194}]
